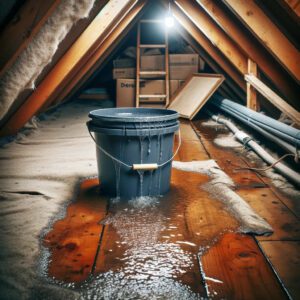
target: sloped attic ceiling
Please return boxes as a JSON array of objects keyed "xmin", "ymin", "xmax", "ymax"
[{"xmin": 0, "ymin": 0, "xmax": 299, "ymax": 137}]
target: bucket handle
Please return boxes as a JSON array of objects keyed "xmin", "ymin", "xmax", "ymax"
[{"xmin": 87, "ymin": 122, "xmax": 181, "ymax": 171}]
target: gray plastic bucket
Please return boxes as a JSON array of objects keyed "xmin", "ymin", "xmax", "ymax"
[{"xmin": 87, "ymin": 108, "xmax": 179, "ymax": 199}]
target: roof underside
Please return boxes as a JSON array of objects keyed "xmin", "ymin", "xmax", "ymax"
[{"xmin": 0, "ymin": 0, "xmax": 299, "ymax": 136}]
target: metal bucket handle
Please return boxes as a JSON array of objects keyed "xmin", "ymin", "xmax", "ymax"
[{"xmin": 87, "ymin": 121, "xmax": 181, "ymax": 171}]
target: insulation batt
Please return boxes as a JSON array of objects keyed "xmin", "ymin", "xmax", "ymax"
[
  {"xmin": 0, "ymin": 101, "xmax": 99, "ymax": 299},
  {"xmin": 0, "ymin": 0, "xmax": 95, "ymax": 121},
  {"xmin": 172, "ymin": 160, "xmax": 273, "ymax": 235}
]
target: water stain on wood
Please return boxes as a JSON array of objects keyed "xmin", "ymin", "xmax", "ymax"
[{"xmin": 43, "ymin": 178, "xmax": 107, "ymax": 283}]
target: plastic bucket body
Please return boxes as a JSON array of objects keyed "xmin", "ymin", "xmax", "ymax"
[{"xmin": 88, "ymin": 108, "xmax": 179, "ymax": 199}]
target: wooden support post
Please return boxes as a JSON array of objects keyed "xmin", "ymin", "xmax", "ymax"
[{"xmin": 247, "ymin": 59, "xmax": 259, "ymax": 111}]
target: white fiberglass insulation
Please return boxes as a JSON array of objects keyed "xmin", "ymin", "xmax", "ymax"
[
  {"xmin": 213, "ymin": 133, "xmax": 242, "ymax": 148},
  {"xmin": 172, "ymin": 160, "xmax": 273, "ymax": 235},
  {"xmin": 0, "ymin": 0, "xmax": 95, "ymax": 121},
  {"xmin": 0, "ymin": 101, "xmax": 99, "ymax": 299}
]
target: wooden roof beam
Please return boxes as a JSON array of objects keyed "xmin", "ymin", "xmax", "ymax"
[
  {"xmin": 0, "ymin": 0, "xmax": 139, "ymax": 136},
  {"xmin": 255, "ymin": 0, "xmax": 300, "ymax": 49},
  {"xmin": 0, "ymin": 0, "xmax": 62, "ymax": 78},
  {"xmin": 196, "ymin": 0, "xmax": 299, "ymax": 107},
  {"xmin": 171, "ymin": 3, "xmax": 245, "ymax": 92},
  {"xmin": 174, "ymin": 0, "xmax": 247, "ymax": 75},
  {"xmin": 53, "ymin": 0, "xmax": 147, "ymax": 106},
  {"xmin": 175, "ymin": 25, "xmax": 245, "ymax": 102},
  {"xmin": 222, "ymin": 0, "xmax": 300, "ymax": 83}
]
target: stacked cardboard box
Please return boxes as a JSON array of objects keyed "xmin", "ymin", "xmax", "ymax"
[
  {"xmin": 116, "ymin": 79, "xmax": 185, "ymax": 107},
  {"xmin": 113, "ymin": 53, "xmax": 203, "ymax": 107},
  {"xmin": 113, "ymin": 54, "xmax": 200, "ymax": 80}
]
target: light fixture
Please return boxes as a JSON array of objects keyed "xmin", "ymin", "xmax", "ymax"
[{"xmin": 165, "ymin": 2, "xmax": 174, "ymax": 28}]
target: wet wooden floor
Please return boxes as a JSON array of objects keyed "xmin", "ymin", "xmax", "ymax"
[{"xmin": 43, "ymin": 119, "xmax": 299, "ymax": 299}]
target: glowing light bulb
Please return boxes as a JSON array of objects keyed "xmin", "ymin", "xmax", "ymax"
[{"xmin": 165, "ymin": 15, "xmax": 174, "ymax": 28}]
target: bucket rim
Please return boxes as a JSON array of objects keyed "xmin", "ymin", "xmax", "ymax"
[
  {"xmin": 88, "ymin": 121, "xmax": 179, "ymax": 136},
  {"xmin": 88, "ymin": 107, "xmax": 179, "ymax": 123}
]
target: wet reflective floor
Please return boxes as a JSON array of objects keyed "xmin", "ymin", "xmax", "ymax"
[
  {"xmin": 42, "ymin": 168, "xmax": 240, "ymax": 299},
  {"xmin": 41, "ymin": 121, "xmax": 289, "ymax": 299}
]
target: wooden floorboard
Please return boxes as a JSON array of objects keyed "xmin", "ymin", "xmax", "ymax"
[
  {"xmin": 43, "ymin": 179, "xmax": 107, "ymax": 283},
  {"xmin": 237, "ymin": 188, "xmax": 300, "ymax": 241},
  {"xmin": 193, "ymin": 117, "xmax": 299, "ymax": 299},
  {"xmin": 259, "ymin": 241, "xmax": 300, "ymax": 300},
  {"xmin": 192, "ymin": 121, "xmax": 267, "ymax": 188},
  {"xmin": 201, "ymin": 233, "xmax": 287, "ymax": 300},
  {"xmin": 239, "ymin": 149, "xmax": 300, "ymax": 219}
]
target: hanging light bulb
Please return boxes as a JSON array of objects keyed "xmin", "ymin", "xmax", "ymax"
[{"xmin": 165, "ymin": 2, "xmax": 174, "ymax": 28}]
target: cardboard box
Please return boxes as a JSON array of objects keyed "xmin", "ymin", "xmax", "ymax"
[
  {"xmin": 169, "ymin": 65, "xmax": 198, "ymax": 80},
  {"xmin": 113, "ymin": 68, "xmax": 135, "ymax": 79},
  {"xmin": 141, "ymin": 54, "xmax": 199, "ymax": 70},
  {"xmin": 113, "ymin": 65, "xmax": 197, "ymax": 80},
  {"xmin": 116, "ymin": 79, "xmax": 180, "ymax": 107},
  {"xmin": 113, "ymin": 58, "xmax": 135, "ymax": 68},
  {"xmin": 113, "ymin": 68, "xmax": 163, "ymax": 79},
  {"xmin": 140, "ymin": 54, "xmax": 199, "ymax": 80}
]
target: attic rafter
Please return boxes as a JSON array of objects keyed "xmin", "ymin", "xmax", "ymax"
[
  {"xmin": 171, "ymin": 3, "xmax": 245, "ymax": 94},
  {"xmin": 0, "ymin": 0, "xmax": 139, "ymax": 137},
  {"xmin": 255, "ymin": 0, "xmax": 300, "ymax": 49},
  {"xmin": 174, "ymin": 0, "xmax": 247, "ymax": 75},
  {"xmin": 195, "ymin": 0, "xmax": 299, "ymax": 108},
  {"xmin": 223, "ymin": 0, "xmax": 300, "ymax": 83},
  {"xmin": 53, "ymin": 0, "xmax": 148, "ymax": 106},
  {"xmin": 175, "ymin": 25, "xmax": 244, "ymax": 102},
  {"xmin": 0, "ymin": 0, "xmax": 62, "ymax": 78}
]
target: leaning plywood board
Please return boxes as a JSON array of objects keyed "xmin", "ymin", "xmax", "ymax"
[{"xmin": 168, "ymin": 73, "xmax": 224, "ymax": 119}]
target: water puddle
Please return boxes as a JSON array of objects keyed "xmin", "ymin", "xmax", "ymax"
[{"xmin": 39, "ymin": 168, "xmax": 241, "ymax": 299}]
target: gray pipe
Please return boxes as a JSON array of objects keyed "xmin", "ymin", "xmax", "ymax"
[
  {"xmin": 215, "ymin": 102, "xmax": 300, "ymax": 147},
  {"xmin": 215, "ymin": 104, "xmax": 300, "ymax": 153},
  {"xmin": 207, "ymin": 111, "xmax": 300, "ymax": 188},
  {"xmin": 211, "ymin": 95, "xmax": 300, "ymax": 147}
]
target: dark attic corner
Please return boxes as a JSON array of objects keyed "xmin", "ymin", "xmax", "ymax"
[{"xmin": 0, "ymin": 0, "xmax": 299, "ymax": 299}]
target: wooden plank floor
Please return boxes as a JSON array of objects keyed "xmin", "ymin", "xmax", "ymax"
[
  {"xmin": 193, "ymin": 118, "xmax": 300, "ymax": 299},
  {"xmin": 44, "ymin": 179, "xmax": 107, "ymax": 282},
  {"xmin": 42, "ymin": 120, "xmax": 295, "ymax": 299}
]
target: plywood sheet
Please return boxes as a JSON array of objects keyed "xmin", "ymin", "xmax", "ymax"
[{"xmin": 168, "ymin": 73, "xmax": 224, "ymax": 119}]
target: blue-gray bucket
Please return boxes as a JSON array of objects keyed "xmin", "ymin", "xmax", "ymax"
[{"xmin": 87, "ymin": 107, "xmax": 180, "ymax": 199}]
